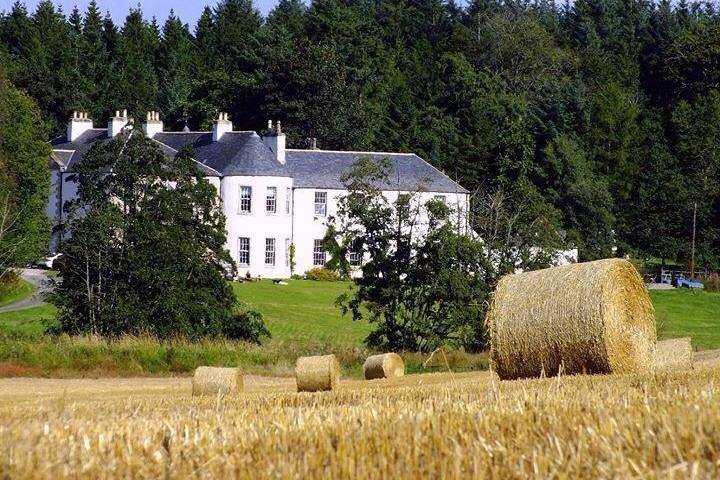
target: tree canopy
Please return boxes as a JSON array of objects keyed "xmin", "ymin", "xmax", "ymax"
[
  {"xmin": 1, "ymin": 0, "xmax": 718, "ymax": 267},
  {"xmin": 0, "ymin": 69, "xmax": 50, "ymax": 280},
  {"xmin": 50, "ymin": 132, "xmax": 269, "ymax": 342}
]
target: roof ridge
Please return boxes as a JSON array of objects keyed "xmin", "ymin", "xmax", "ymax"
[
  {"xmin": 287, "ymin": 149, "xmax": 416, "ymax": 156},
  {"xmin": 157, "ymin": 131, "xmax": 256, "ymax": 134}
]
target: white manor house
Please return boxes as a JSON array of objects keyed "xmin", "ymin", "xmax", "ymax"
[{"xmin": 48, "ymin": 111, "xmax": 469, "ymax": 278}]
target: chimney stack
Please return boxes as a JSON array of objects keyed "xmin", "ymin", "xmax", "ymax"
[
  {"xmin": 143, "ymin": 111, "xmax": 164, "ymax": 137},
  {"xmin": 67, "ymin": 111, "xmax": 94, "ymax": 142},
  {"xmin": 213, "ymin": 112, "xmax": 232, "ymax": 142},
  {"xmin": 262, "ymin": 119, "xmax": 286, "ymax": 164},
  {"xmin": 108, "ymin": 110, "xmax": 130, "ymax": 138}
]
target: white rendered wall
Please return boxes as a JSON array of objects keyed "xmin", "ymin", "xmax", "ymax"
[
  {"xmin": 46, "ymin": 166, "xmax": 470, "ymax": 280},
  {"xmin": 221, "ymin": 175, "xmax": 294, "ymax": 278},
  {"xmin": 290, "ymin": 188, "xmax": 470, "ymax": 276},
  {"xmin": 46, "ymin": 171, "xmax": 63, "ymax": 252}
]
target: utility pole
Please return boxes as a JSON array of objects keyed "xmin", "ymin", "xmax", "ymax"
[{"xmin": 691, "ymin": 201, "xmax": 697, "ymax": 280}]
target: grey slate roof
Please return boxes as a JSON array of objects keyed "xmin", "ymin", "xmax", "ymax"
[
  {"xmin": 49, "ymin": 129, "xmax": 221, "ymax": 176},
  {"xmin": 50, "ymin": 128, "xmax": 468, "ymax": 193},
  {"xmin": 153, "ymin": 132, "xmax": 288, "ymax": 177},
  {"xmin": 50, "ymin": 129, "xmax": 111, "ymax": 170},
  {"xmin": 286, "ymin": 150, "xmax": 468, "ymax": 193}
]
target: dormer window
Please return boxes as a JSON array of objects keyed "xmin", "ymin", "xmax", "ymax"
[
  {"xmin": 314, "ymin": 191, "xmax": 327, "ymax": 216},
  {"xmin": 266, "ymin": 187, "xmax": 277, "ymax": 213}
]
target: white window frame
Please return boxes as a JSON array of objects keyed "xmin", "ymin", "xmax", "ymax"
[
  {"xmin": 239, "ymin": 186, "xmax": 252, "ymax": 214},
  {"xmin": 238, "ymin": 237, "xmax": 250, "ymax": 266},
  {"xmin": 348, "ymin": 250, "xmax": 361, "ymax": 267},
  {"xmin": 265, "ymin": 238, "xmax": 276, "ymax": 266},
  {"xmin": 314, "ymin": 191, "xmax": 327, "ymax": 216},
  {"xmin": 434, "ymin": 195, "xmax": 447, "ymax": 204},
  {"xmin": 285, "ymin": 187, "xmax": 291, "ymax": 214},
  {"xmin": 313, "ymin": 239, "xmax": 326, "ymax": 266},
  {"xmin": 266, "ymin": 187, "xmax": 277, "ymax": 214}
]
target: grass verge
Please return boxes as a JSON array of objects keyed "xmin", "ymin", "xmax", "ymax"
[
  {"xmin": 0, "ymin": 281, "xmax": 716, "ymax": 378},
  {"xmin": 0, "ymin": 335, "xmax": 487, "ymax": 378},
  {"xmin": 0, "ymin": 279, "xmax": 33, "ymax": 308}
]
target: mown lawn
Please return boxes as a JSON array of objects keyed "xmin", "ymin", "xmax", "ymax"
[
  {"xmin": 651, "ymin": 289, "xmax": 720, "ymax": 350},
  {"xmin": 232, "ymin": 279, "xmax": 372, "ymax": 346},
  {"xmin": 0, "ymin": 280, "xmax": 718, "ymax": 352}
]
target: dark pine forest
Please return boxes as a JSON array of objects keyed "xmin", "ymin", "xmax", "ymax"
[{"xmin": 1, "ymin": 0, "xmax": 719, "ymax": 267}]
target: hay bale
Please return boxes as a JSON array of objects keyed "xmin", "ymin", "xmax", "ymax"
[
  {"xmin": 487, "ymin": 258, "xmax": 656, "ymax": 380},
  {"xmin": 295, "ymin": 354, "xmax": 340, "ymax": 392},
  {"xmin": 192, "ymin": 367, "xmax": 243, "ymax": 396},
  {"xmin": 363, "ymin": 353, "xmax": 405, "ymax": 380},
  {"xmin": 655, "ymin": 337, "xmax": 693, "ymax": 372}
]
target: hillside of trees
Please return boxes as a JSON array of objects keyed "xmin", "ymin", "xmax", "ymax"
[{"xmin": 0, "ymin": 0, "xmax": 718, "ymax": 268}]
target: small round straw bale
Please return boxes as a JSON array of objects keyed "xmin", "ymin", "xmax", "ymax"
[
  {"xmin": 654, "ymin": 337, "xmax": 693, "ymax": 372},
  {"xmin": 363, "ymin": 353, "xmax": 405, "ymax": 380},
  {"xmin": 486, "ymin": 258, "xmax": 656, "ymax": 380},
  {"xmin": 192, "ymin": 366, "xmax": 243, "ymax": 396},
  {"xmin": 295, "ymin": 354, "xmax": 340, "ymax": 392}
]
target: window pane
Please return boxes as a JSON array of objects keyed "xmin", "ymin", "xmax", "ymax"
[
  {"xmin": 239, "ymin": 186, "xmax": 252, "ymax": 213},
  {"xmin": 434, "ymin": 195, "xmax": 447, "ymax": 204},
  {"xmin": 348, "ymin": 250, "xmax": 361, "ymax": 267},
  {"xmin": 313, "ymin": 239, "xmax": 326, "ymax": 266},
  {"xmin": 238, "ymin": 237, "xmax": 250, "ymax": 266},
  {"xmin": 265, "ymin": 238, "xmax": 275, "ymax": 266},
  {"xmin": 314, "ymin": 191, "xmax": 327, "ymax": 216},
  {"xmin": 266, "ymin": 187, "xmax": 276, "ymax": 213}
]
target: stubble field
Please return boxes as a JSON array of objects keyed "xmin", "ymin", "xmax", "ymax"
[{"xmin": 2, "ymin": 360, "xmax": 720, "ymax": 478}]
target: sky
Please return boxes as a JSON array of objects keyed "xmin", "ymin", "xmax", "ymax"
[{"xmin": 1, "ymin": 1, "xmax": 282, "ymax": 25}]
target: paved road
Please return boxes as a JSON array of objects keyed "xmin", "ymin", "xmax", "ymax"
[{"xmin": 0, "ymin": 268, "xmax": 54, "ymax": 313}]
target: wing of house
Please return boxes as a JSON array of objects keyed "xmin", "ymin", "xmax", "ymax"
[{"xmin": 48, "ymin": 111, "xmax": 469, "ymax": 278}]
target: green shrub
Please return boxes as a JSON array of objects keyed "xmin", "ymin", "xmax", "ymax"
[
  {"xmin": 222, "ymin": 304, "xmax": 270, "ymax": 343},
  {"xmin": 304, "ymin": 267, "xmax": 340, "ymax": 282}
]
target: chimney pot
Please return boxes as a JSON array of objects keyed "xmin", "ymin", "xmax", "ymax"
[
  {"xmin": 143, "ymin": 111, "xmax": 163, "ymax": 137},
  {"xmin": 213, "ymin": 112, "xmax": 232, "ymax": 141},
  {"xmin": 108, "ymin": 109, "xmax": 131, "ymax": 138},
  {"xmin": 262, "ymin": 121, "xmax": 286, "ymax": 164},
  {"xmin": 67, "ymin": 110, "xmax": 93, "ymax": 141}
]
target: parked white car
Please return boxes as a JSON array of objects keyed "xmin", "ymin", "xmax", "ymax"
[{"xmin": 35, "ymin": 253, "xmax": 63, "ymax": 270}]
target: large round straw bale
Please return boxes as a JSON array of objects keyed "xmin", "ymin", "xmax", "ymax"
[
  {"xmin": 487, "ymin": 258, "xmax": 656, "ymax": 380},
  {"xmin": 363, "ymin": 353, "xmax": 405, "ymax": 380},
  {"xmin": 295, "ymin": 354, "xmax": 340, "ymax": 392},
  {"xmin": 192, "ymin": 366, "xmax": 243, "ymax": 396},
  {"xmin": 654, "ymin": 337, "xmax": 693, "ymax": 372}
]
